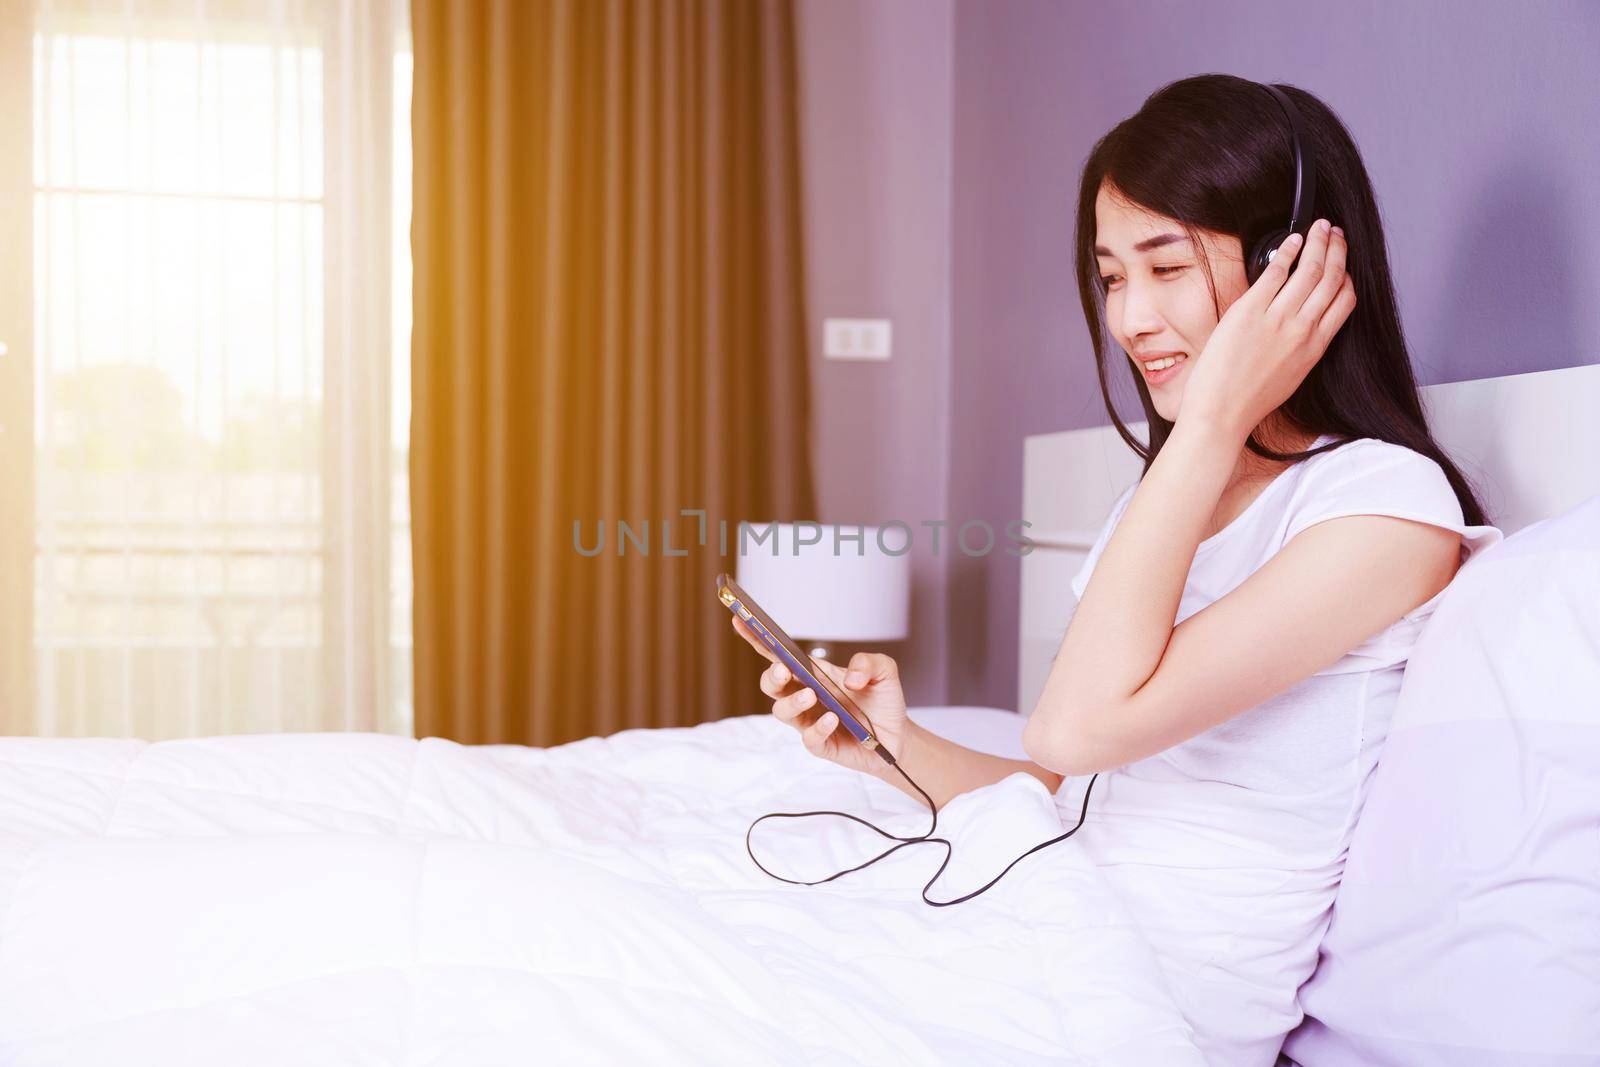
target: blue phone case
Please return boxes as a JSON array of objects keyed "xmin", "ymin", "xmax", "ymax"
[{"xmin": 717, "ymin": 574, "xmax": 880, "ymax": 752}]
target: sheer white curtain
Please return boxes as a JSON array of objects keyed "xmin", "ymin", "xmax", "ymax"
[{"xmin": 5, "ymin": 0, "xmax": 413, "ymax": 738}]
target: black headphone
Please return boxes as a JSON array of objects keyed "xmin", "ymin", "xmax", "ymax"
[{"xmin": 1246, "ymin": 83, "xmax": 1318, "ymax": 285}]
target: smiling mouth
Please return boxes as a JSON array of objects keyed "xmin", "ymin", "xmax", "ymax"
[{"xmin": 1137, "ymin": 352, "xmax": 1189, "ymax": 377}]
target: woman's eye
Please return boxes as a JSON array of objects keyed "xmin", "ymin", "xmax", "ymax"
[{"xmin": 1100, "ymin": 266, "xmax": 1184, "ymax": 288}]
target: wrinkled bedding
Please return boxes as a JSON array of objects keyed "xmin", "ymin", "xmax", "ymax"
[{"xmin": 0, "ymin": 714, "xmax": 1206, "ymax": 1066}]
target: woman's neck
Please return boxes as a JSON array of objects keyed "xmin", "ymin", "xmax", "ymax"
[
  {"xmin": 1197, "ymin": 419, "xmax": 1321, "ymax": 539},
  {"xmin": 1229, "ymin": 418, "xmax": 1318, "ymax": 488}
]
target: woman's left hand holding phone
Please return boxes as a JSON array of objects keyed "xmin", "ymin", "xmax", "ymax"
[{"xmin": 731, "ymin": 614, "xmax": 911, "ymax": 778}]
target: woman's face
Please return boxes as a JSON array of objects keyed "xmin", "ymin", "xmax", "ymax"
[{"xmin": 1093, "ymin": 182, "xmax": 1250, "ymax": 422}]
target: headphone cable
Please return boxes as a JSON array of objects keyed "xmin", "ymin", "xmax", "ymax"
[{"xmin": 745, "ymin": 745, "xmax": 1100, "ymax": 908}]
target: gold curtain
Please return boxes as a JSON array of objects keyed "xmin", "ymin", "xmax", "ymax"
[{"xmin": 410, "ymin": 0, "xmax": 817, "ymax": 746}]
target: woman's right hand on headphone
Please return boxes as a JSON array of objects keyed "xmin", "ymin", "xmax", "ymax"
[
  {"xmin": 732, "ymin": 614, "xmax": 911, "ymax": 777},
  {"xmin": 1183, "ymin": 219, "xmax": 1354, "ymax": 440}
]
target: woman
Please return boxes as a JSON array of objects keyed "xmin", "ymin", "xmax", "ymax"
[{"xmin": 735, "ymin": 75, "xmax": 1501, "ymax": 1065}]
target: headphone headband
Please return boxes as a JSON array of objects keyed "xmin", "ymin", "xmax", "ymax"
[
  {"xmin": 1244, "ymin": 82, "xmax": 1319, "ymax": 283},
  {"xmin": 1259, "ymin": 83, "xmax": 1316, "ymax": 237}
]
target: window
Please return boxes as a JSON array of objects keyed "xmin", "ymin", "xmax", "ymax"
[{"xmin": 2, "ymin": 0, "xmax": 412, "ymax": 738}]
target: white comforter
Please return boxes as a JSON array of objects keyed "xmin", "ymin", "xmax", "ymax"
[{"xmin": 0, "ymin": 714, "xmax": 1205, "ymax": 1066}]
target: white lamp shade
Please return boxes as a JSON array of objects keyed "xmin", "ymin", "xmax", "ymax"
[{"xmin": 734, "ymin": 522, "xmax": 911, "ymax": 642}]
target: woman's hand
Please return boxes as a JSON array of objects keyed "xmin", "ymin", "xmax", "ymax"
[
  {"xmin": 731, "ymin": 614, "xmax": 911, "ymax": 778},
  {"xmin": 1180, "ymin": 218, "xmax": 1357, "ymax": 439}
]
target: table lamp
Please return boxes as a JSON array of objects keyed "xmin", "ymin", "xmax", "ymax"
[{"xmin": 734, "ymin": 521, "xmax": 912, "ymax": 663}]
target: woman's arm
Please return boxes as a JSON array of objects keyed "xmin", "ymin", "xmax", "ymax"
[
  {"xmin": 871, "ymin": 720, "xmax": 1064, "ymax": 812},
  {"xmin": 1023, "ymin": 416, "xmax": 1461, "ymax": 776},
  {"xmin": 1027, "ymin": 416, "xmax": 1241, "ymax": 738},
  {"xmin": 737, "ymin": 619, "xmax": 1063, "ymax": 808}
]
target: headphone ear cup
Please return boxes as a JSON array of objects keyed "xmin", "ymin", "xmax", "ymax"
[{"xmin": 1247, "ymin": 230, "xmax": 1289, "ymax": 285}]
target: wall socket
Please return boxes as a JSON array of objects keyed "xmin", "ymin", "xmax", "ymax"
[{"xmin": 823, "ymin": 318, "xmax": 892, "ymax": 361}]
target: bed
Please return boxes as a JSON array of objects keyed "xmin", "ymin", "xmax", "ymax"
[
  {"xmin": 0, "ymin": 714, "xmax": 1204, "ymax": 1066},
  {"xmin": 2, "ymin": 364, "xmax": 1596, "ymax": 1066}
]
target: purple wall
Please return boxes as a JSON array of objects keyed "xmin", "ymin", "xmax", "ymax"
[
  {"xmin": 800, "ymin": 0, "xmax": 1600, "ymax": 711},
  {"xmin": 796, "ymin": 0, "xmax": 953, "ymax": 705}
]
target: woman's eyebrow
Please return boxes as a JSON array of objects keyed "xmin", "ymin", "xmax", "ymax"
[{"xmin": 1094, "ymin": 232, "xmax": 1191, "ymax": 256}]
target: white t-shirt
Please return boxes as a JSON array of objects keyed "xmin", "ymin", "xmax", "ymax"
[{"xmin": 1055, "ymin": 433, "xmax": 1504, "ymax": 1067}]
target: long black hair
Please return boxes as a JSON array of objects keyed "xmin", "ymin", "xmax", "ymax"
[{"xmin": 1074, "ymin": 73, "xmax": 1489, "ymax": 527}]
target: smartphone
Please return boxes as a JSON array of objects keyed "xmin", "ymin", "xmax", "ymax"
[{"xmin": 716, "ymin": 573, "xmax": 888, "ymax": 760}]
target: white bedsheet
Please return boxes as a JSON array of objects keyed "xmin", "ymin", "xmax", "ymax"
[{"xmin": 0, "ymin": 714, "xmax": 1205, "ymax": 1066}]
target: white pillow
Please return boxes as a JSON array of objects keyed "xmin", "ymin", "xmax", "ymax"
[{"xmin": 1281, "ymin": 494, "xmax": 1600, "ymax": 1066}]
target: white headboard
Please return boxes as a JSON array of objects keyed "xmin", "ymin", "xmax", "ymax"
[{"xmin": 1018, "ymin": 363, "xmax": 1600, "ymax": 718}]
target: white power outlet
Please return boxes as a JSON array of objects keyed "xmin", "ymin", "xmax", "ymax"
[{"xmin": 824, "ymin": 318, "xmax": 892, "ymax": 361}]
